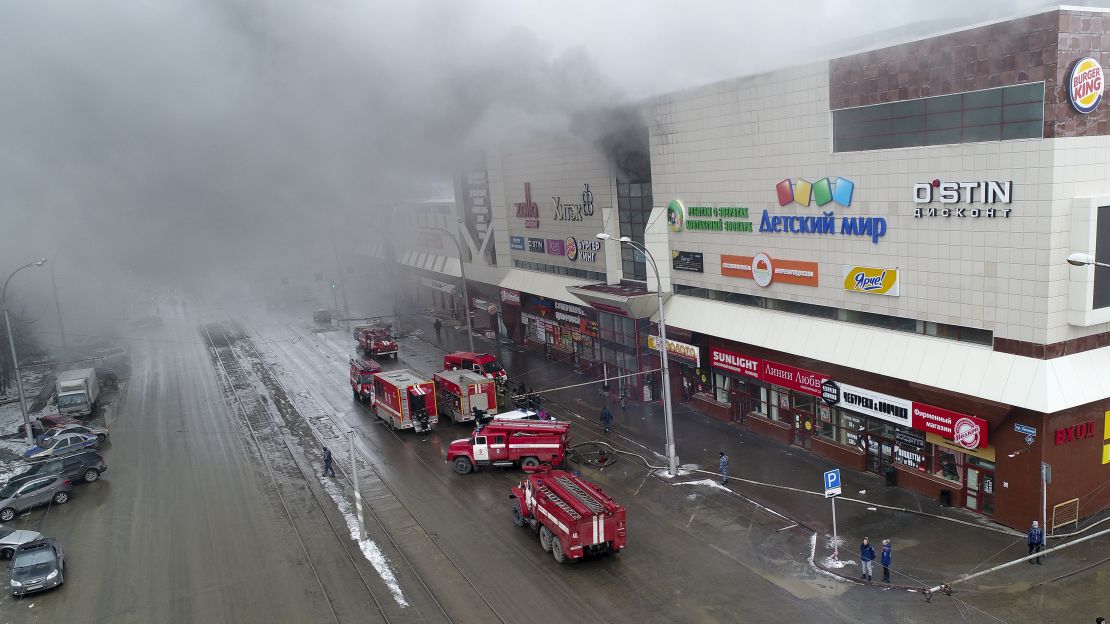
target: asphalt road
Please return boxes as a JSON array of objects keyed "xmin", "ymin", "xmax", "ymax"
[{"xmin": 2, "ymin": 296, "xmax": 1097, "ymax": 623}]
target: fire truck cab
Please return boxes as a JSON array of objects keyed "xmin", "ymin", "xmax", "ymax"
[
  {"xmin": 510, "ymin": 469, "xmax": 626, "ymax": 564},
  {"xmin": 443, "ymin": 352, "xmax": 507, "ymax": 382},
  {"xmin": 359, "ymin": 326, "xmax": 398, "ymax": 360},
  {"xmin": 433, "ymin": 369, "xmax": 497, "ymax": 424},
  {"xmin": 349, "ymin": 357, "xmax": 382, "ymax": 402},
  {"xmin": 370, "ymin": 369, "xmax": 436, "ymax": 432},
  {"xmin": 446, "ymin": 420, "xmax": 570, "ymax": 474}
]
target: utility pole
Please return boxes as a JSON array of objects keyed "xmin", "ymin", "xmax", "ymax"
[
  {"xmin": 3, "ymin": 259, "xmax": 48, "ymax": 446},
  {"xmin": 350, "ymin": 430, "xmax": 366, "ymax": 541},
  {"xmin": 50, "ymin": 258, "xmax": 68, "ymax": 366}
]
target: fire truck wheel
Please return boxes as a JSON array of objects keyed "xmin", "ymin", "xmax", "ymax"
[
  {"xmin": 521, "ymin": 457, "xmax": 540, "ymax": 470},
  {"xmin": 512, "ymin": 499, "xmax": 526, "ymax": 527},
  {"xmin": 551, "ymin": 536, "xmax": 566, "ymax": 564},
  {"xmin": 453, "ymin": 456, "xmax": 473, "ymax": 475},
  {"xmin": 539, "ymin": 525, "xmax": 553, "ymax": 552}
]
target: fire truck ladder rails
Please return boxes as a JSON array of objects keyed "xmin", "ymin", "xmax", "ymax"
[
  {"xmin": 537, "ymin": 485, "xmax": 581, "ymax": 520},
  {"xmin": 555, "ymin": 474, "xmax": 606, "ymax": 515}
]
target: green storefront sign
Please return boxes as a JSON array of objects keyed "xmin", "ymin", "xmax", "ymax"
[{"xmin": 684, "ymin": 205, "xmax": 753, "ymax": 232}]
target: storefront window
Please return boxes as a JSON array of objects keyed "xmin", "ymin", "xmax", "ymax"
[
  {"xmin": 751, "ymin": 385, "xmax": 768, "ymax": 417},
  {"xmin": 714, "ymin": 373, "xmax": 730, "ymax": 403},
  {"xmin": 840, "ymin": 412, "xmax": 865, "ymax": 449},
  {"xmin": 769, "ymin": 387, "xmax": 786, "ymax": 421},
  {"xmin": 894, "ymin": 429, "xmax": 928, "ymax": 471},
  {"xmin": 814, "ymin": 404, "xmax": 836, "ymax": 439},
  {"xmin": 932, "ymin": 447, "xmax": 963, "ymax": 483}
]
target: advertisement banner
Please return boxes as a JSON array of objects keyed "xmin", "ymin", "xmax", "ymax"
[
  {"xmin": 843, "ymin": 266, "xmax": 900, "ymax": 296},
  {"xmin": 647, "ymin": 335, "xmax": 700, "ymax": 367},
  {"xmin": 911, "ymin": 402, "xmax": 988, "ymax": 449},
  {"xmin": 672, "ymin": 250, "xmax": 705, "ymax": 273},
  {"xmin": 709, "ymin": 347, "xmax": 761, "ymax": 377},
  {"xmin": 831, "ymin": 382, "xmax": 913, "ymax": 427},
  {"xmin": 721, "ymin": 253, "xmax": 819, "ymax": 287},
  {"xmin": 500, "ymin": 288, "xmax": 521, "ymax": 306}
]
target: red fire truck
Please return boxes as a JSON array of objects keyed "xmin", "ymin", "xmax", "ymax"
[
  {"xmin": 370, "ymin": 370, "xmax": 436, "ymax": 432},
  {"xmin": 510, "ymin": 469, "xmax": 626, "ymax": 564},
  {"xmin": 446, "ymin": 420, "xmax": 570, "ymax": 474},
  {"xmin": 349, "ymin": 357, "xmax": 381, "ymax": 402},
  {"xmin": 443, "ymin": 352, "xmax": 507, "ymax": 382},
  {"xmin": 433, "ymin": 369, "xmax": 497, "ymax": 424},
  {"xmin": 359, "ymin": 326, "xmax": 398, "ymax": 360}
]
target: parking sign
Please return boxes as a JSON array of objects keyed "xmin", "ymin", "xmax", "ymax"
[{"xmin": 824, "ymin": 469, "xmax": 842, "ymax": 498}]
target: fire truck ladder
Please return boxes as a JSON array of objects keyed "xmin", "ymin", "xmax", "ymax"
[
  {"xmin": 555, "ymin": 475, "xmax": 606, "ymax": 515},
  {"xmin": 537, "ymin": 485, "xmax": 580, "ymax": 520}
]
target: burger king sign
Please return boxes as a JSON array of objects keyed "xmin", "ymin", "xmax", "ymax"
[{"xmin": 1068, "ymin": 56, "xmax": 1104, "ymax": 114}]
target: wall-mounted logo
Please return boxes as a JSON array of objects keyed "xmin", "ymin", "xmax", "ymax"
[
  {"xmin": 514, "ymin": 182, "xmax": 540, "ymax": 229},
  {"xmin": 721, "ymin": 253, "xmax": 819, "ymax": 287},
  {"xmin": 667, "ymin": 199, "xmax": 685, "ymax": 232},
  {"xmin": 509, "ymin": 236, "xmax": 525, "ymax": 251},
  {"xmin": 527, "ymin": 238, "xmax": 545, "ymax": 253},
  {"xmin": 552, "ymin": 184, "xmax": 595, "ymax": 222},
  {"xmin": 913, "ymin": 180, "xmax": 1012, "ymax": 204},
  {"xmin": 843, "ymin": 266, "xmax": 899, "ymax": 296},
  {"xmin": 776, "ymin": 177, "xmax": 854, "ymax": 208},
  {"xmin": 565, "ymin": 237, "xmax": 600, "ymax": 262},
  {"xmin": 1069, "ymin": 57, "xmax": 1104, "ymax": 114},
  {"xmin": 546, "ymin": 239, "xmax": 565, "ymax": 256},
  {"xmin": 671, "ymin": 250, "xmax": 704, "ymax": 273}
]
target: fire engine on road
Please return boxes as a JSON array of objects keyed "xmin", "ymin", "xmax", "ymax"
[
  {"xmin": 349, "ymin": 357, "xmax": 381, "ymax": 402},
  {"xmin": 433, "ymin": 369, "xmax": 497, "ymax": 424},
  {"xmin": 370, "ymin": 369, "xmax": 436, "ymax": 432},
  {"xmin": 446, "ymin": 420, "xmax": 570, "ymax": 474},
  {"xmin": 443, "ymin": 352, "xmax": 507, "ymax": 383},
  {"xmin": 510, "ymin": 469, "xmax": 626, "ymax": 564},
  {"xmin": 358, "ymin": 326, "xmax": 398, "ymax": 360}
]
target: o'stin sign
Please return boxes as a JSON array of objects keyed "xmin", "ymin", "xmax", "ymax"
[{"xmin": 1069, "ymin": 57, "xmax": 1104, "ymax": 114}]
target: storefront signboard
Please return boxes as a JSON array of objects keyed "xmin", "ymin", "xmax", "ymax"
[
  {"xmin": 832, "ymin": 382, "xmax": 913, "ymax": 428},
  {"xmin": 721, "ymin": 253, "xmax": 819, "ymax": 287},
  {"xmin": 509, "ymin": 236, "xmax": 525, "ymax": 251},
  {"xmin": 912, "ymin": 180, "xmax": 1013, "ymax": 220},
  {"xmin": 911, "ymin": 402, "xmax": 988, "ymax": 449},
  {"xmin": 566, "ymin": 237, "xmax": 600, "ymax": 262},
  {"xmin": 1055, "ymin": 421, "xmax": 1096, "ymax": 445},
  {"xmin": 546, "ymin": 239, "xmax": 565, "ymax": 256},
  {"xmin": 647, "ymin": 335, "xmax": 700, "ymax": 367},
  {"xmin": 472, "ymin": 299, "xmax": 498, "ymax": 315},
  {"xmin": 500, "ymin": 288, "xmax": 521, "ymax": 306},
  {"xmin": 709, "ymin": 347, "xmax": 827, "ymax": 396},
  {"xmin": 1068, "ymin": 57, "xmax": 1104, "ymax": 114},
  {"xmin": 760, "ymin": 176, "xmax": 888, "ymax": 244},
  {"xmin": 551, "ymin": 184, "xmax": 595, "ymax": 222},
  {"xmin": 667, "ymin": 199, "xmax": 752, "ymax": 233},
  {"xmin": 527, "ymin": 238, "xmax": 545, "ymax": 253},
  {"xmin": 843, "ymin": 266, "xmax": 899, "ymax": 296},
  {"xmin": 672, "ymin": 250, "xmax": 704, "ymax": 273}
]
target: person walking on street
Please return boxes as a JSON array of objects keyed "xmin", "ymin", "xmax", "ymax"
[
  {"xmin": 860, "ymin": 537, "xmax": 876, "ymax": 583},
  {"xmin": 719, "ymin": 451, "xmax": 729, "ymax": 485},
  {"xmin": 600, "ymin": 405, "xmax": 613, "ymax": 433},
  {"xmin": 880, "ymin": 539, "xmax": 893, "ymax": 583},
  {"xmin": 1028, "ymin": 520, "xmax": 1044, "ymax": 564},
  {"xmin": 433, "ymin": 318, "xmax": 443, "ymax": 340},
  {"xmin": 322, "ymin": 446, "xmax": 335, "ymax": 478}
]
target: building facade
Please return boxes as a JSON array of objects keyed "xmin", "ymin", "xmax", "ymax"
[{"xmin": 420, "ymin": 6, "xmax": 1110, "ymax": 530}]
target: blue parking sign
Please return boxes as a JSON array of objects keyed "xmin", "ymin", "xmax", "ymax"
[{"xmin": 824, "ymin": 469, "xmax": 842, "ymax": 498}]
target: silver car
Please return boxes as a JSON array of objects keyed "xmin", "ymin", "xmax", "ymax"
[
  {"xmin": 36, "ymin": 423, "xmax": 109, "ymax": 446},
  {"xmin": 0, "ymin": 530, "xmax": 41, "ymax": 560},
  {"xmin": 0, "ymin": 476, "xmax": 72, "ymax": 523}
]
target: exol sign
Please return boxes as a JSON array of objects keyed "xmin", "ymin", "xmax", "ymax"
[
  {"xmin": 912, "ymin": 179, "xmax": 1013, "ymax": 219},
  {"xmin": 1069, "ymin": 57, "xmax": 1104, "ymax": 114},
  {"xmin": 551, "ymin": 184, "xmax": 595, "ymax": 222}
]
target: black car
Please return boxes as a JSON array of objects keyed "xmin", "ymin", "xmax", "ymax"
[
  {"xmin": 6, "ymin": 451, "xmax": 106, "ymax": 489},
  {"xmin": 9, "ymin": 538, "xmax": 64, "ymax": 595}
]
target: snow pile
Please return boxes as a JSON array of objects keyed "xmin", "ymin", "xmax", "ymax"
[
  {"xmin": 318, "ymin": 476, "xmax": 408, "ymax": 607},
  {"xmin": 672, "ymin": 478, "xmax": 731, "ymax": 492}
]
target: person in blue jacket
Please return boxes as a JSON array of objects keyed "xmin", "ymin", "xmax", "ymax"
[
  {"xmin": 719, "ymin": 451, "xmax": 729, "ymax": 485},
  {"xmin": 860, "ymin": 537, "xmax": 876, "ymax": 583},
  {"xmin": 880, "ymin": 539, "xmax": 893, "ymax": 583},
  {"xmin": 1028, "ymin": 520, "xmax": 1044, "ymax": 564}
]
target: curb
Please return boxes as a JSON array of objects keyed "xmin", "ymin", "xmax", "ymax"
[{"xmin": 812, "ymin": 559, "xmax": 925, "ymax": 593}]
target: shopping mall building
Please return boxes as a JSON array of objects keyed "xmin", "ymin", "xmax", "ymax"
[{"xmin": 385, "ymin": 6, "xmax": 1110, "ymax": 530}]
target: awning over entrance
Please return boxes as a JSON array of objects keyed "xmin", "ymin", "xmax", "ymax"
[
  {"xmin": 498, "ymin": 269, "xmax": 591, "ymax": 306},
  {"xmin": 419, "ymin": 277, "xmax": 457, "ymax": 294},
  {"xmin": 566, "ymin": 282, "xmax": 667, "ymax": 319},
  {"xmin": 472, "ymin": 299, "xmax": 499, "ymax": 315}
]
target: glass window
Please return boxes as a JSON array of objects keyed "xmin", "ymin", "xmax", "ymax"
[
  {"xmin": 933, "ymin": 447, "xmax": 962, "ymax": 482},
  {"xmin": 714, "ymin": 373, "xmax": 730, "ymax": 404}
]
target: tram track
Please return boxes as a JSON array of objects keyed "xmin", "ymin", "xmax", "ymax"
[{"xmin": 202, "ymin": 321, "xmax": 409, "ymax": 624}]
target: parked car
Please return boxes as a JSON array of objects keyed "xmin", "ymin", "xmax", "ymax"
[
  {"xmin": 16, "ymin": 414, "xmax": 81, "ymax": 439},
  {"xmin": 313, "ymin": 309, "xmax": 332, "ymax": 324},
  {"xmin": 22, "ymin": 433, "xmax": 98, "ymax": 461},
  {"xmin": 0, "ymin": 475, "xmax": 72, "ymax": 522},
  {"xmin": 6, "ymin": 451, "xmax": 106, "ymax": 488},
  {"xmin": 9, "ymin": 538, "xmax": 65, "ymax": 595},
  {"xmin": 36, "ymin": 424, "xmax": 109, "ymax": 446},
  {"xmin": 0, "ymin": 530, "xmax": 42, "ymax": 560}
]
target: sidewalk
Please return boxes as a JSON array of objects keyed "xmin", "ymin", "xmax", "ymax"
[{"xmin": 409, "ymin": 314, "xmax": 1105, "ymax": 592}]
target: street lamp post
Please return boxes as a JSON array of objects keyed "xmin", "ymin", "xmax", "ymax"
[
  {"xmin": 430, "ymin": 219, "xmax": 476, "ymax": 353},
  {"xmin": 3, "ymin": 259, "xmax": 48, "ymax": 446},
  {"xmin": 1066, "ymin": 252, "xmax": 1110, "ymax": 269},
  {"xmin": 49, "ymin": 254, "xmax": 69, "ymax": 367},
  {"xmin": 596, "ymin": 233, "xmax": 678, "ymax": 476}
]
